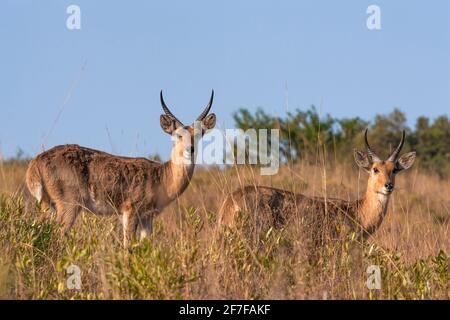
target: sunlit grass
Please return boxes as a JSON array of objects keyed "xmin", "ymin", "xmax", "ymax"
[{"xmin": 0, "ymin": 160, "xmax": 448, "ymax": 299}]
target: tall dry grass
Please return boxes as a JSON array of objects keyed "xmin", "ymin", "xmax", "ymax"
[{"xmin": 0, "ymin": 157, "xmax": 448, "ymax": 299}]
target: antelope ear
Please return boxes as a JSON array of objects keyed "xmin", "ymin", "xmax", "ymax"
[
  {"xmin": 354, "ymin": 149, "xmax": 371, "ymax": 172},
  {"xmin": 201, "ymin": 113, "xmax": 216, "ymax": 131},
  {"xmin": 160, "ymin": 115, "xmax": 177, "ymax": 134},
  {"xmin": 396, "ymin": 151, "xmax": 416, "ymax": 172}
]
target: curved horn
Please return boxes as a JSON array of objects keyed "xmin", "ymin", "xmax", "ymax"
[
  {"xmin": 387, "ymin": 130, "xmax": 406, "ymax": 162},
  {"xmin": 196, "ymin": 90, "xmax": 214, "ymax": 121},
  {"xmin": 364, "ymin": 129, "xmax": 382, "ymax": 162},
  {"xmin": 160, "ymin": 91, "xmax": 183, "ymax": 126}
]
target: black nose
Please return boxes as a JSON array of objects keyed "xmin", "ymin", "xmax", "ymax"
[{"xmin": 385, "ymin": 183, "xmax": 394, "ymax": 191}]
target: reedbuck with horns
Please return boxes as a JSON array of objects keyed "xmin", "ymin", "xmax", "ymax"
[
  {"xmin": 219, "ymin": 130, "xmax": 416, "ymax": 244},
  {"xmin": 26, "ymin": 91, "xmax": 216, "ymax": 248}
]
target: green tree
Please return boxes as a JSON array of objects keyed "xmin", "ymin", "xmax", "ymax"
[
  {"xmin": 336, "ymin": 117, "xmax": 369, "ymax": 156},
  {"xmin": 233, "ymin": 105, "xmax": 450, "ymax": 176},
  {"xmin": 412, "ymin": 115, "xmax": 450, "ymax": 176},
  {"xmin": 366, "ymin": 108, "xmax": 411, "ymax": 159}
]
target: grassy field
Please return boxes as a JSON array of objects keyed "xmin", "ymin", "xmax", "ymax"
[{"xmin": 0, "ymin": 157, "xmax": 448, "ymax": 299}]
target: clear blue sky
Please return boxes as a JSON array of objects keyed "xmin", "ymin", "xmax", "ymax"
[{"xmin": 1, "ymin": 0, "xmax": 449, "ymax": 160}]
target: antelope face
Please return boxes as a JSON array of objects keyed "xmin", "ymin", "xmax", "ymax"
[
  {"xmin": 354, "ymin": 129, "xmax": 416, "ymax": 197},
  {"xmin": 159, "ymin": 91, "xmax": 216, "ymax": 164},
  {"xmin": 172, "ymin": 126, "xmax": 196, "ymax": 161},
  {"xmin": 369, "ymin": 161, "xmax": 397, "ymax": 195}
]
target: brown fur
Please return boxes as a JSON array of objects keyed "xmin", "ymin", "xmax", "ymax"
[
  {"xmin": 25, "ymin": 93, "xmax": 216, "ymax": 248},
  {"xmin": 219, "ymin": 186, "xmax": 365, "ymax": 244},
  {"xmin": 219, "ymin": 136, "xmax": 416, "ymax": 246},
  {"xmin": 26, "ymin": 144, "xmax": 194, "ymax": 245}
]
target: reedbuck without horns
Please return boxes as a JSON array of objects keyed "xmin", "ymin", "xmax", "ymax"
[
  {"xmin": 26, "ymin": 91, "xmax": 216, "ymax": 248},
  {"xmin": 219, "ymin": 130, "xmax": 416, "ymax": 244}
]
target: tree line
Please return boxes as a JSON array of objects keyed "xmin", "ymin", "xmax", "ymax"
[{"xmin": 233, "ymin": 106, "xmax": 450, "ymax": 177}]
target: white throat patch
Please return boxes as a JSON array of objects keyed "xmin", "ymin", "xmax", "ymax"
[{"xmin": 377, "ymin": 192, "xmax": 390, "ymax": 211}]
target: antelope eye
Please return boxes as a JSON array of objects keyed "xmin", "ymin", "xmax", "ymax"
[{"xmin": 373, "ymin": 167, "xmax": 379, "ymax": 174}]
